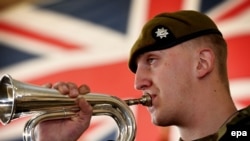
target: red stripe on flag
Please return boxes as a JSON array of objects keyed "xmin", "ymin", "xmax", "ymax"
[
  {"xmin": 147, "ymin": 0, "xmax": 183, "ymax": 19},
  {"xmin": 0, "ymin": 21, "xmax": 83, "ymax": 50},
  {"xmin": 227, "ymin": 34, "xmax": 250, "ymax": 79},
  {"xmin": 216, "ymin": 1, "xmax": 250, "ymax": 21},
  {"xmin": 236, "ymin": 97, "xmax": 250, "ymax": 107}
]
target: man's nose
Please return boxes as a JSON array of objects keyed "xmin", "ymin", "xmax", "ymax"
[{"xmin": 134, "ymin": 67, "xmax": 151, "ymax": 90}]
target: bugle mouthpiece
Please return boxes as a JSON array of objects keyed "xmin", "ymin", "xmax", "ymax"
[{"xmin": 125, "ymin": 94, "xmax": 152, "ymax": 107}]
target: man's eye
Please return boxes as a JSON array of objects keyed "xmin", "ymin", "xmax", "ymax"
[{"xmin": 147, "ymin": 58, "xmax": 156, "ymax": 64}]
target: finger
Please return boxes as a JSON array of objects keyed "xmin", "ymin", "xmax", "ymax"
[
  {"xmin": 78, "ymin": 98, "xmax": 92, "ymax": 120},
  {"xmin": 78, "ymin": 84, "xmax": 91, "ymax": 94},
  {"xmin": 67, "ymin": 82, "xmax": 79, "ymax": 98},
  {"xmin": 72, "ymin": 98, "xmax": 92, "ymax": 124},
  {"xmin": 53, "ymin": 81, "xmax": 69, "ymax": 94}
]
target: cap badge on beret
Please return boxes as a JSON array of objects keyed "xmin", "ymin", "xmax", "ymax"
[
  {"xmin": 151, "ymin": 25, "xmax": 176, "ymax": 43},
  {"xmin": 154, "ymin": 26, "xmax": 169, "ymax": 39}
]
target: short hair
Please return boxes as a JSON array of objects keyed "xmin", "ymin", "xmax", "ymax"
[{"xmin": 182, "ymin": 34, "xmax": 230, "ymax": 92}]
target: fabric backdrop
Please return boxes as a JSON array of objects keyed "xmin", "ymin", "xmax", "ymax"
[{"xmin": 0, "ymin": 0, "xmax": 250, "ymax": 140}]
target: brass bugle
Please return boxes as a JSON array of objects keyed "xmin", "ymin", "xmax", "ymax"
[{"xmin": 0, "ymin": 74, "xmax": 152, "ymax": 141}]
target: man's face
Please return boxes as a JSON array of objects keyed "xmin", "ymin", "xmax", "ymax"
[{"xmin": 134, "ymin": 45, "xmax": 196, "ymax": 126}]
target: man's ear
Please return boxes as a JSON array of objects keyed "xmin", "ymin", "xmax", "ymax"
[{"xmin": 196, "ymin": 48, "xmax": 215, "ymax": 78}]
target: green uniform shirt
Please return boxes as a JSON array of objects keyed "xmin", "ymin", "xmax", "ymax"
[{"xmin": 179, "ymin": 106, "xmax": 250, "ymax": 141}]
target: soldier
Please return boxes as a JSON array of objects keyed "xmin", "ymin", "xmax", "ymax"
[{"xmin": 36, "ymin": 10, "xmax": 250, "ymax": 141}]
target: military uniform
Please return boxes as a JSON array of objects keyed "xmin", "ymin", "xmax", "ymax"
[{"xmin": 179, "ymin": 106, "xmax": 250, "ymax": 141}]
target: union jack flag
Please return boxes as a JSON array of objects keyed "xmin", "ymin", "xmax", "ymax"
[{"xmin": 0, "ymin": 0, "xmax": 249, "ymax": 140}]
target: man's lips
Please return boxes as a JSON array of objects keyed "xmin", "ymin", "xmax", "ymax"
[
  {"xmin": 145, "ymin": 93, "xmax": 157, "ymax": 110},
  {"xmin": 149, "ymin": 93, "xmax": 157, "ymax": 102}
]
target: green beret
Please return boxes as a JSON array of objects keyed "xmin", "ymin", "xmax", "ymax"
[{"xmin": 128, "ymin": 10, "xmax": 222, "ymax": 73}]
